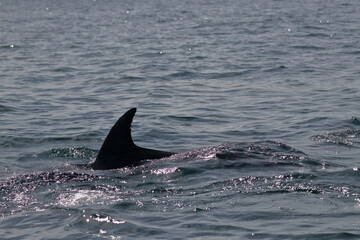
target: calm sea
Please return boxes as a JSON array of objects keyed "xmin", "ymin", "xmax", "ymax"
[{"xmin": 0, "ymin": 0, "xmax": 359, "ymax": 239}]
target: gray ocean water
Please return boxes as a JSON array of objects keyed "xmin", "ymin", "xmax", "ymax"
[{"xmin": 1, "ymin": 0, "xmax": 360, "ymax": 239}]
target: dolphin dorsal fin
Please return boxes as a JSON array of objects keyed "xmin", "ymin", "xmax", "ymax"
[{"xmin": 96, "ymin": 108, "xmax": 138, "ymax": 162}]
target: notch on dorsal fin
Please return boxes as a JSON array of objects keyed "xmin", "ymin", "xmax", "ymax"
[{"xmin": 95, "ymin": 108, "xmax": 138, "ymax": 163}]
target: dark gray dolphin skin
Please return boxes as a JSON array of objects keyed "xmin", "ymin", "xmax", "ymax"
[{"xmin": 89, "ymin": 108, "xmax": 176, "ymax": 170}]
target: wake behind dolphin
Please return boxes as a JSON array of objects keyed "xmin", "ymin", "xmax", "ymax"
[{"xmin": 90, "ymin": 108, "xmax": 175, "ymax": 170}]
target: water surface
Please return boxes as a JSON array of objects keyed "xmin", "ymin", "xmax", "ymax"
[{"xmin": 0, "ymin": 0, "xmax": 359, "ymax": 239}]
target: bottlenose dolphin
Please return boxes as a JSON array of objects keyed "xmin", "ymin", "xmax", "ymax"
[{"xmin": 90, "ymin": 108, "xmax": 175, "ymax": 170}]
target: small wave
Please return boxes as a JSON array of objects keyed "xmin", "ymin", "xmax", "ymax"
[
  {"xmin": 263, "ymin": 65, "xmax": 287, "ymax": 73},
  {"xmin": 342, "ymin": 50, "xmax": 360, "ymax": 55},
  {"xmin": 205, "ymin": 70, "xmax": 253, "ymax": 79},
  {"xmin": 0, "ymin": 171, "xmax": 101, "ymax": 192},
  {"xmin": 56, "ymin": 189, "xmax": 122, "ymax": 208},
  {"xmin": 164, "ymin": 141, "xmax": 318, "ymax": 171},
  {"xmin": 311, "ymin": 130, "xmax": 360, "ymax": 146},
  {"xmin": 134, "ymin": 51, "xmax": 165, "ymax": 58},
  {"xmin": 120, "ymin": 75, "xmax": 144, "ymax": 81},
  {"xmin": 0, "ymin": 132, "xmax": 102, "ymax": 148},
  {"xmin": 351, "ymin": 117, "xmax": 360, "ymax": 125},
  {"xmin": 218, "ymin": 141, "xmax": 310, "ymax": 166},
  {"xmin": 162, "ymin": 115, "xmax": 199, "ymax": 123},
  {"xmin": 166, "ymin": 71, "xmax": 197, "ymax": 78},
  {"xmin": 169, "ymin": 172, "xmax": 326, "ymax": 203},
  {"xmin": 37, "ymin": 146, "xmax": 97, "ymax": 160},
  {"xmin": 292, "ymin": 45, "xmax": 325, "ymax": 50},
  {"xmin": 303, "ymin": 25, "xmax": 326, "ymax": 30},
  {"xmin": 190, "ymin": 55, "xmax": 206, "ymax": 60},
  {"xmin": 0, "ymin": 171, "xmax": 103, "ymax": 216},
  {"xmin": 305, "ymin": 33, "xmax": 332, "ymax": 38},
  {"xmin": 52, "ymin": 67, "xmax": 77, "ymax": 73},
  {"xmin": 0, "ymin": 104, "xmax": 14, "ymax": 113}
]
